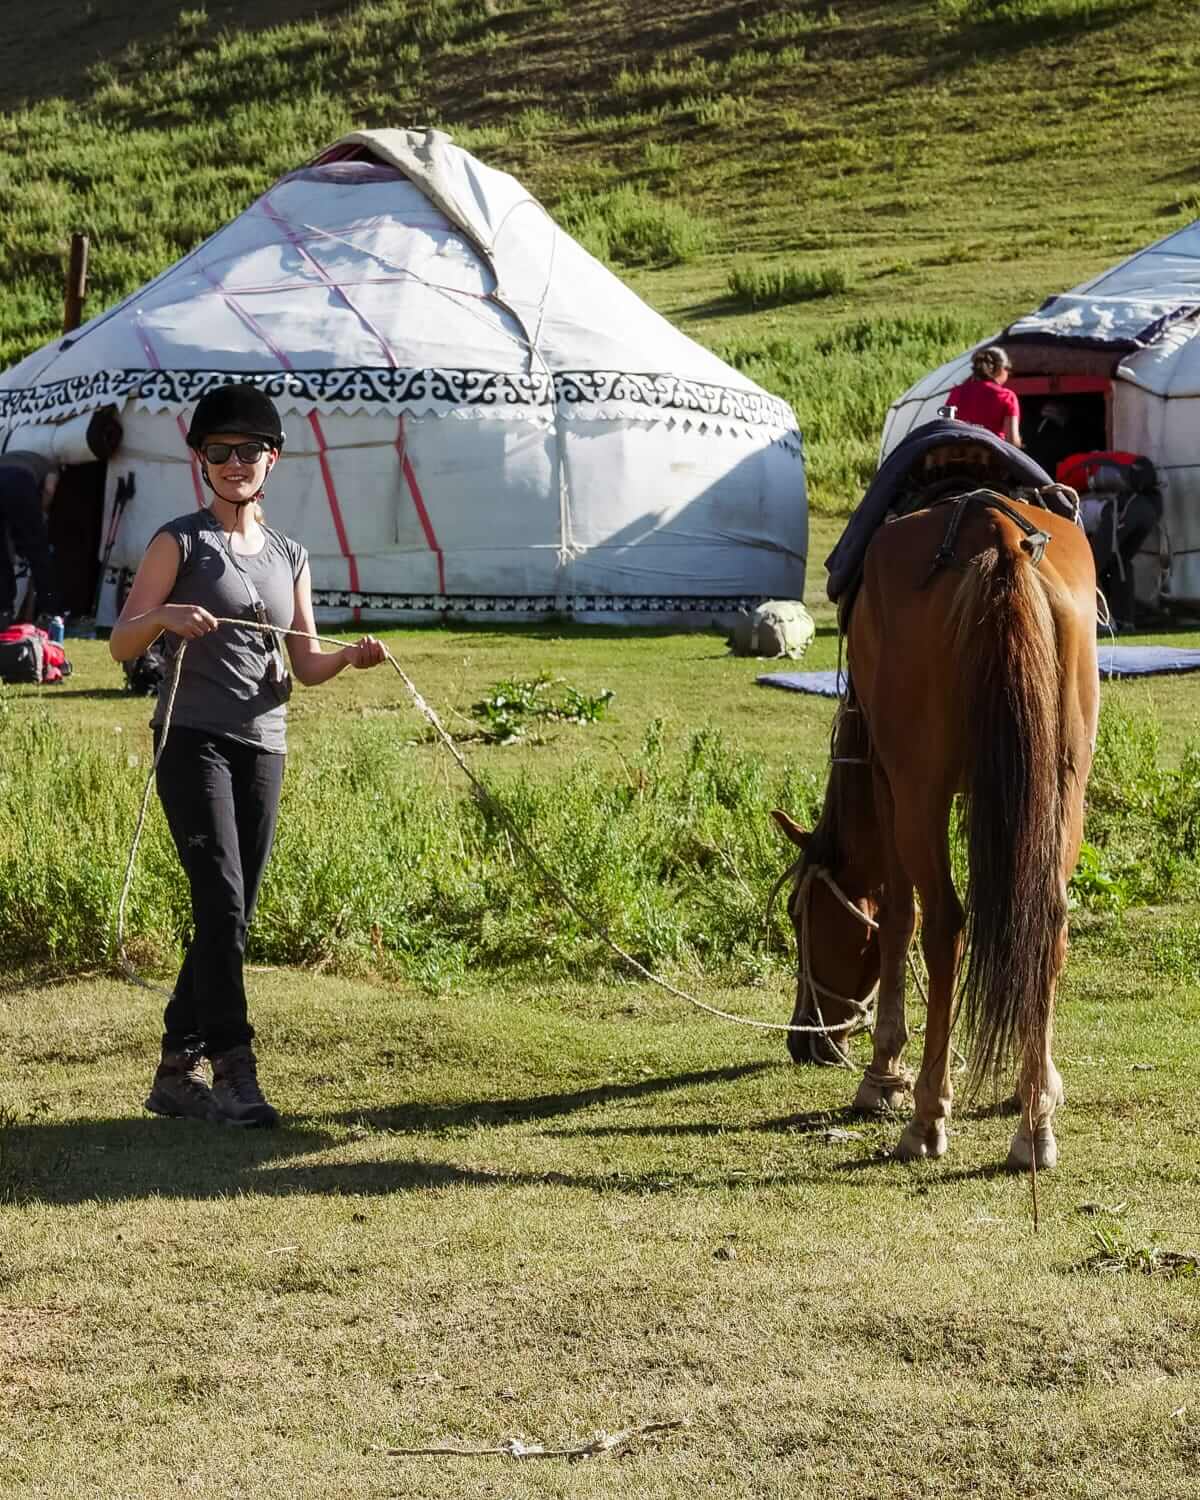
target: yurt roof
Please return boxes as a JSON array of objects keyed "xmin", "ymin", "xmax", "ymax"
[{"xmin": 0, "ymin": 128, "xmax": 797, "ymax": 445}]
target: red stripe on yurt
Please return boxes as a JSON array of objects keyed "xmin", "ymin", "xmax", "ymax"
[
  {"xmin": 309, "ymin": 410, "xmax": 360, "ymax": 597},
  {"xmin": 396, "ymin": 416, "xmax": 445, "ymax": 594},
  {"xmin": 1008, "ymin": 376, "xmax": 1110, "ymax": 396}
]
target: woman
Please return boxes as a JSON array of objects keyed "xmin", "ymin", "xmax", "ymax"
[
  {"xmin": 946, "ymin": 345, "xmax": 1022, "ymax": 447},
  {"xmin": 110, "ymin": 383, "xmax": 385, "ymax": 1127}
]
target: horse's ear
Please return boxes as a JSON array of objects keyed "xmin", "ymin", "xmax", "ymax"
[{"xmin": 771, "ymin": 809, "xmax": 810, "ymax": 848}]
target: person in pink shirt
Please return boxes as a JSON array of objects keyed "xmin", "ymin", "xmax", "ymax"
[{"xmin": 946, "ymin": 346, "xmax": 1022, "ymax": 447}]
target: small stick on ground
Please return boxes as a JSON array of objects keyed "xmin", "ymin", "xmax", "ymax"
[{"xmin": 376, "ymin": 1418, "xmax": 687, "ymax": 1461}]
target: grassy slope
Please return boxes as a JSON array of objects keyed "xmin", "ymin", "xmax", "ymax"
[{"xmin": 2, "ymin": 0, "xmax": 1199, "ymax": 505}]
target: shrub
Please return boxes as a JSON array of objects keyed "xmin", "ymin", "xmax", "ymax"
[
  {"xmin": 554, "ymin": 183, "xmax": 710, "ymax": 267},
  {"xmin": 727, "ymin": 260, "xmax": 854, "ymax": 309}
]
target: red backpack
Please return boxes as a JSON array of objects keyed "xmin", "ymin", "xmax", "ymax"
[{"xmin": 0, "ymin": 623, "xmax": 72, "ymax": 684}]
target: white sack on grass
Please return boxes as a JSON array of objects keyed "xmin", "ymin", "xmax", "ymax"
[{"xmin": 728, "ymin": 599, "xmax": 815, "ymax": 659}]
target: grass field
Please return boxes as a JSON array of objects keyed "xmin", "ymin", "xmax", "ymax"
[
  {"xmin": 3, "ymin": 912, "xmax": 1200, "ymax": 1498},
  {"xmin": 4, "ymin": 615, "xmax": 1200, "ymax": 1498},
  {"xmin": 4, "ymin": 2, "xmax": 1200, "ymax": 1495}
]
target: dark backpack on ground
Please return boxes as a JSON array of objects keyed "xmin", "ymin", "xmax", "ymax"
[
  {"xmin": 0, "ymin": 623, "xmax": 71, "ymax": 684},
  {"xmin": 123, "ymin": 639, "xmax": 170, "ymax": 695}
]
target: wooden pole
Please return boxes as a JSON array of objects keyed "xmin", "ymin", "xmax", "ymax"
[{"xmin": 63, "ymin": 233, "xmax": 89, "ymax": 333}]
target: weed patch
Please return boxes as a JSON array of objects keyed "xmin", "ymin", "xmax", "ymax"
[
  {"xmin": 727, "ymin": 261, "xmax": 854, "ymax": 309},
  {"xmin": 554, "ymin": 183, "xmax": 710, "ymax": 268},
  {"xmin": 1077, "ymin": 1226, "xmax": 1200, "ymax": 1278},
  {"xmin": 470, "ymin": 674, "xmax": 614, "ymax": 745}
]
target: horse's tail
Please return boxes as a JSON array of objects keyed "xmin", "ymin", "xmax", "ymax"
[{"xmin": 953, "ymin": 536, "xmax": 1064, "ymax": 1097}]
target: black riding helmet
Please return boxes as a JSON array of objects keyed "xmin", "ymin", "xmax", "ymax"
[{"xmin": 186, "ymin": 383, "xmax": 286, "ymax": 453}]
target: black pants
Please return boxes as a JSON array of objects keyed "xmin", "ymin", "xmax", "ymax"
[
  {"xmin": 0, "ymin": 468, "xmax": 58, "ymax": 617},
  {"xmin": 154, "ymin": 727, "xmax": 285, "ymax": 1056}
]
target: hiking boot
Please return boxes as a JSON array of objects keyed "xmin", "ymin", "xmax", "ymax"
[
  {"xmin": 145, "ymin": 1050, "xmax": 224, "ymax": 1123},
  {"xmin": 211, "ymin": 1045, "xmax": 279, "ymax": 1128}
]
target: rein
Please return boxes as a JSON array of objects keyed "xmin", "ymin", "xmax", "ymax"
[{"xmin": 115, "ymin": 618, "xmax": 873, "ymax": 1041}]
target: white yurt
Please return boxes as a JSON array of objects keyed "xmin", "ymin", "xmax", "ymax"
[
  {"xmin": 0, "ymin": 129, "xmax": 806, "ymax": 625},
  {"xmin": 881, "ymin": 218, "xmax": 1200, "ymax": 603}
]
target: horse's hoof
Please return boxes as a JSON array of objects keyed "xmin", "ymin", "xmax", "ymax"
[
  {"xmin": 895, "ymin": 1119, "xmax": 948, "ymax": 1161},
  {"xmin": 853, "ymin": 1076, "xmax": 910, "ymax": 1114},
  {"xmin": 1006, "ymin": 1127, "xmax": 1058, "ymax": 1172}
]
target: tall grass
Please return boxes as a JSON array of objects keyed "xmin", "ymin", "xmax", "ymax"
[
  {"xmin": 0, "ymin": 698, "xmax": 820, "ymax": 981},
  {"xmin": 1073, "ymin": 704, "xmax": 1200, "ymax": 908},
  {"xmin": 937, "ymin": 0, "xmax": 1124, "ymax": 22},
  {"xmin": 3, "ymin": 692, "xmax": 1197, "ymax": 981},
  {"xmin": 727, "ymin": 260, "xmax": 854, "ymax": 309},
  {"xmin": 553, "ymin": 183, "xmax": 710, "ymax": 268}
]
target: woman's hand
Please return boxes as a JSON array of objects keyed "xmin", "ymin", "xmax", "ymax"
[
  {"xmin": 157, "ymin": 603, "xmax": 220, "ymax": 639},
  {"xmin": 342, "ymin": 635, "xmax": 386, "ymax": 670}
]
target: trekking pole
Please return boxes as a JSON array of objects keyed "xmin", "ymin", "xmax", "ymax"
[{"xmin": 92, "ymin": 472, "xmax": 135, "ymax": 620}]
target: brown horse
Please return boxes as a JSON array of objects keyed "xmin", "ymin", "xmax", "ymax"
[{"xmin": 775, "ymin": 494, "xmax": 1098, "ymax": 1168}]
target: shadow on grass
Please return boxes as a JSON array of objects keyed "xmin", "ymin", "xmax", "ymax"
[
  {"xmin": 36, "ymin": 688, "xmax": 132, "ymax": 701},
  {"xmin": 542, "ymin": 1102, "xmax": 869, "ymax": 1139},
  {"xmin": 3, "ymin": 1063, "xmax": 787, "ymax": 1204},
  {"xmin": 1, "ymin": 1117, "xmax": 805, "ymax": 1204},
  {"xmin": 323, "ymin": 1062, "xmax": 775, "ymax": 1133},
  {"xmin": 903, "ymin": 1, "xmax": 1153, "ymax": 87}
]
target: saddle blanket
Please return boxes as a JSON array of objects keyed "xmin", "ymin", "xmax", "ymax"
[{"xmin": 758, "ymin": 645, "xmax": 1200, "ymax": 698}]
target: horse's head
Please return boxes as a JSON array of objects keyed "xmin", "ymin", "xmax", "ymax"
[{"xmin": 771, "ymin": 809, "xmax": 881, "ymax": 1067}]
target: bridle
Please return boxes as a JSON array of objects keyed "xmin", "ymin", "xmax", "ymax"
[{"xmin": 791, "ymin": 863, "xmax": 880, "ymax": 1064}]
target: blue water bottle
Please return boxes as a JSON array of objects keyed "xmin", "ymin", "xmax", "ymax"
[{"xmin": 47, "ymin": 615, "xmax": 65, "ymax": 645}]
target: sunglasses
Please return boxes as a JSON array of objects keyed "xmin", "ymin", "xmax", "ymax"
[{"xmin": 201, "ymin": 440, "xmax": 269, "ymax": 464}]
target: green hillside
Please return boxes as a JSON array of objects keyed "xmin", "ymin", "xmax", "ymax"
[{"xmin": 2, "ymin": 0, "xmax": 1197, "ymax": 508}]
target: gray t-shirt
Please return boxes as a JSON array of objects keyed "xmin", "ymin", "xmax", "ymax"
[{"xmin": 150, "ymin": 510, "xmax": 308, "ymax": 754}]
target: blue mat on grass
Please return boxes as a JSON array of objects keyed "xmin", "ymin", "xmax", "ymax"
[
  {"xmin": 758, "ymin": 670, "xmax": 847, "ymax": 697},
  {"xmin": 758, "ymin": 645, "xmax": 1200, "ymax": 698}
]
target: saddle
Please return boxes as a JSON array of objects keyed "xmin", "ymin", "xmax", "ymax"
[{"xmin": 826, "ymin": 420, "xmax": 1079, "ymax": 629}]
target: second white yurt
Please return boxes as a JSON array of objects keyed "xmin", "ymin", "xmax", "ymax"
[
  {"xmin": 881, "ymin": 218, "xmax": 1200, "ymax": 605},
  {"xmin": 0, "ymin": 129, "xmax": 806, "ymax": 625}
]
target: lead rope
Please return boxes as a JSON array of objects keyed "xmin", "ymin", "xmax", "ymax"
[{"xmin": 115, "ymin": 618, "xmax": 876, "ymax": 1039}]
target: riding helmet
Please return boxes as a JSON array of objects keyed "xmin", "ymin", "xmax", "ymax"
[{"xmin": 186, "ymin": 383, "xmax": 286, "ymax": 452}]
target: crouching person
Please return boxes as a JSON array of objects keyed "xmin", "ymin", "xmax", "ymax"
[{"xmin": 109, "ymin": 384, "xmax": 385, "ymax": 1126}]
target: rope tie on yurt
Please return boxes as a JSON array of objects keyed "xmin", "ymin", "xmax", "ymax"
[{"xmin": 116, "ymin": 618, "xmax": 874, "ymax": 1040}]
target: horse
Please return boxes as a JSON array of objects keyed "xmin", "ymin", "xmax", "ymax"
[{"xmin": 774, "ymin": 489, "xmax": 1098, "ymax": 1169}]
